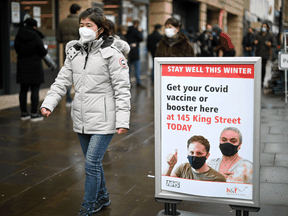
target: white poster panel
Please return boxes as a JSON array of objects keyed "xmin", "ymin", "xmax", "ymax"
[
  {"xmin": 11, "ymin": 2, "xmax": 20, "ymax": 24},
  {"xmin": 155, "ymin": 58, "xmax": 261, "ymax": 207}
]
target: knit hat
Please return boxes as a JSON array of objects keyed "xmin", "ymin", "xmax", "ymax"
[
  {"xmin": 212, "ymin": 24, "xmax": 221, "ymax": 33},
  {"xmin": 24, "ymin": 18, "xmax": 37, "ymax": 27}
]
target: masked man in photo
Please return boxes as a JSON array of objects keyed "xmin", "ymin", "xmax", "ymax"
[{"xmin": 163, "ymin": 135, "xmax": 226, "ymax": 182}]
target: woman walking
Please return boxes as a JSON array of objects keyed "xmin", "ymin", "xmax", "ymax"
[{"xmin": 40, "ymin": 8, "xmax": 131, "ymax": 216}]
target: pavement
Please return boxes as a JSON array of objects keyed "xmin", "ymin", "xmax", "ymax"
[{"xmin": 0, "ymin": 68, "xmax": 288, "ymax": 216}]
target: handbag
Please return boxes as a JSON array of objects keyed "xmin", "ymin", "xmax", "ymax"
[{"xmin": 43, "ymin": 53, "xmax": 57, "ymax": 71}]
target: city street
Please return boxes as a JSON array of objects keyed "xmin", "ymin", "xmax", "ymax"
[{"xmin": 0, "ymin": 76, "xmax": 288, "ymax": 216}]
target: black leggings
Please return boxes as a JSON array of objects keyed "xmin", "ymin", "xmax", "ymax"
[{"xmin": 19, "ymin": 84, "xmax": 40, "ymax": 114}]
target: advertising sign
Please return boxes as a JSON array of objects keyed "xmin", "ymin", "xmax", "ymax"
[
  {"xmin": 278, "ymin": 52, "xmax": 288, "ymax": 70},
  {"xmin": 155, "ymin": 57, "xmax": 261, "ymax": 207}
]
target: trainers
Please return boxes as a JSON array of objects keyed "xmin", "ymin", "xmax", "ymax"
[
  {"xmin": 30, "ymin": 113, "xmax": 44, "ymax": 122},
  {"xmin": 21, "ymin": 112, "xmax": 31, "ymax": 121},
  {"xmin": 92, "ymin": 196, "xmax": 111, "ymax": 213},
  {"xmin": 66, "ymin": 102, "xmax": 72, "ymax": 107},
  {"xmin": 78, "ymin": 206, "xmax": 92, "ymax": 216}
]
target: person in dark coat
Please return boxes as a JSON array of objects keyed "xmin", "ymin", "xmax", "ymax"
[
  {"xmin": 242, "ymin": 27, "xmax": 255, "ymax": 57},
  {"xmin": 254, "ymin": 22, "xmax": 276, "ymax": 87},
  {"xmin": 126, "ymin": 20, "xmax": 146, "ymax": 88},
  {"xmin": 199, "ymin": 24, "xmax": 216, "ymax": 57},
  {"xmin": 14, "ymin": 18, "xmax": 48, "ymax": 121},
  {"xmin": 155, "ymin": 17, "xmax": 194, "ymax": 57},
  {"xmin": 147, "ymin": 24, "xmax": 163, "ymax": 83},
  {"xmin": 56, "ymin": 3, "xmax": 81, "ymax": 106}
]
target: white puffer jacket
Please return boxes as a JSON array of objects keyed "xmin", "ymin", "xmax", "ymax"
[{"xmin": 41, "ymin": 37, "xmax": 131, "ymax": 134}]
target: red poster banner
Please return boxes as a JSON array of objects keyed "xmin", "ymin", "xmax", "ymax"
[{"xmin": 162, "ymin": 64, "xmax": 254, "ymax": 79}]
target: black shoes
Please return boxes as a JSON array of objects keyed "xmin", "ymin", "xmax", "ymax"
[
  {"xmin": 30, "ymin": 113, "xmax": 44, "ymax": 122},
  {"xmin": 92, "ymin": 196, "xmax": 111, "ymax": 213},
  {"xmin": 136, "ymin": 83, "xmax": 147, "ymax": 89}
]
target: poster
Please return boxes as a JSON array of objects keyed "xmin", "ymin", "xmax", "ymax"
[
  {"xmin": 155, "ymin": 58, "xmax": 261, "ymax": 207},
  {"xmin": 11, "ymin": 2, "xmax": 20, "ymax": 24}
]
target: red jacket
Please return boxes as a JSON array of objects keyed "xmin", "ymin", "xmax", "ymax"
[{"xmin": 216, "ymin": 31, "xmax": 235, "ymax": 53}]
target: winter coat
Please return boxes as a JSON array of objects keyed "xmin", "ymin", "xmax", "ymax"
[
  {"xmin": 155, "ymin": 32, "xmax": 194, "ymax": 57},
  {"xmin": 242, "ymin": 33, "xmax": 255, "ymax": 50},
  {"xmin": 41, "ymin": 37, "xmax": 131, "ymax": 134},
  {"xmin": 255, "ymin": 32, "xmax": 276, "ymax": 59},
  {"xmin": 112, "ymin": 35, "xmax": 130, "ymax": 58},
  {"xmin": 56, "ymin": 14, "xmax": 80, "ymax": 44},
  {"xmin": 147, "ymin": 30, "xmax": 163, "ymax": 58},
  {"xmin": 14, "ymin": 26, "xmax": 48, "ymax": 84},
  {"xmin": 126, "ymin": 26, "xmax": 143, "ymax": 62}
]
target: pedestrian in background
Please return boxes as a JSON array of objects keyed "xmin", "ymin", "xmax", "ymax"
[
  {"xmin": 115, "ymin": 25, "xmax": 128, "ymax": 41},
  {"xmin": 40, "ymin": 7, "xmax": 131, "ymax": 216},
  {"xmin": 147, "ymin": 24, "xmax": 163, "ymax": 84},
  {"xmin": 199, "ymin": 24, "xmax": 216, "ymax": 57},
  {"xmin": 106, "ymin": 19, "xmax": 130, "ymax": 58},
  {"xmin": 242, "ymin": 27, "xmax": 255, "ymax": 57},
  {"xmin": 212, "ymin": 24, "xmax": 236, "ymax": 57},
  {"xmin": 254, "ymin": 22, "xmax": 276, "ymax": 87},
  {"xmin": 56, "ymin": 3, "xmax": 81, "ymax": 107},
  {"xmin": 126, "ymin": 20, "xmax": 146, "ymax": 89},
  {"xmin": 14, "ymin": 18, "xmax": 47, "ymax": 122},
  {"xmin": 155, "ymin": 17, "xmax": 194, "ymax": 57}
]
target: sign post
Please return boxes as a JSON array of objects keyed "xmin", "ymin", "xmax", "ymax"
[
  {"xmin": 278, "ymin": 32, "xmax": 288, "ymax": 104},
  {"xmin": 155, "ymin": 57, "xmax": 261, "ymax": 215}
]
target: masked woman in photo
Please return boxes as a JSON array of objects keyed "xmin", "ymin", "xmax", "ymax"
[
  {"xmin": 155, "ymin": 17, "xmax": 194, "ymax": 57},
  {"xmin": 40, "ymin": 7, "xmax": 131, "ymax": 216}
]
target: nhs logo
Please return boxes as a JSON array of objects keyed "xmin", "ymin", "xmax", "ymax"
[{"xmin": 166, "ymin": 180, "xmax": 180, "ymax": 188}]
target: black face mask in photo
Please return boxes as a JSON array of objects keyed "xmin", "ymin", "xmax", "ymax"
[
  {"xmin": 187, "ymin": 155, "xmax": 206, "ymax": 170},
  {"xmin": 220, "ymin": 142, "xmax": 239, "ymax": 156}
]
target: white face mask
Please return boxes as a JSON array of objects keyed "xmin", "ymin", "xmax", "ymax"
[
  {"xmin": 165, "ymin": 28, "xmax": 176, "ymax": 38},
  {"xmin": 79, "ymin": 27, "xmax": 101, "ymax": 43},
  {"xmin": 261, "ymin": 27, "xmax": 267, "ymax": 33}
]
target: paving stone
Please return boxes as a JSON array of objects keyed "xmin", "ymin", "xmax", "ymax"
[
  {"xmin": 264, "ymin": 143, "xmax": 288, "ymax": 153},
  {"xmin": 260, "ymin": 166, "xmax": 288, "ymax": 184},
  {"xmin": 260, "ymin": 153, "xmax": 275, "ymax": 166},
  {"xmin": 261, "ymin": 134, "xmax": 288, "ymax": 143},
  {"xmin": 275, "ymin": 154, "xmax": 288, "ymax": 167}
]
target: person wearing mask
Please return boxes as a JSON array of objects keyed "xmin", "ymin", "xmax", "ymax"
[
  {"xmin": 126, "ymin": 20, "xmax": 146, "ymax": 89},
  {"xmin": 212, "ymin": 24, "xmax": 236, "ymax": 57},
  {"xmin": 242, "ymin": 27, "xmax": 255, "ymax": 57},
  {"xmin": 14, "ymin": 18, "xmax": 48, "ymax": 121},
  {"xmin": 106, "ymin": 19, "xmax": 130, "ymax": 58},
  {"xmin": 155, "ymin": 17, "xmax": 194, "ymax": 57},
  {"xmin": 147, "ymin": 24, "xmax": 163, "ymax": 83},
  {"xmin": 254, "ymin": 23, "xmax": 276, "ymax": 87},
  {"xmin": 208, "ymin": 127, "xmax": 253, "ymax": 184},
  {"xmin": 163, "ymin": 135, "xmax": 226, "ymax": 182},
  {"xmin": 56, "ymin": 3, "xmax": 81, "ymax": 107},
  {"xmin": 40, "ymin": 7, "xmax": 131, "ymax": 216},
  {"xmin": 199, "ymin": 24, "xmax": 216, "ymax": 57}
]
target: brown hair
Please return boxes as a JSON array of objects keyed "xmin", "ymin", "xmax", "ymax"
[{"xmin": 187, "ymin": 135, "xmax": 210, "ymax": 153}]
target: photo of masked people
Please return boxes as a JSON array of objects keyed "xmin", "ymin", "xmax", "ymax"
[
  {"xmin": 163, "ymin": 135, "xmax": 226, "ymax": 182},
  {"xmin": 40, "ymin": 7, "xmax": 131, "ymax": 216},
  {"xmin": 208, "ymin": 127, "xmax": 253, "ymax": 184},
  {"xmin": 155, "ymin": 17, "xmax": 194, "ymax": 57}
]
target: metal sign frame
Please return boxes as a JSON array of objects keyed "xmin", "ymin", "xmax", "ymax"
[{"xmin": 154, "ymin": 57, "xmax": 261, "ymax": 208}]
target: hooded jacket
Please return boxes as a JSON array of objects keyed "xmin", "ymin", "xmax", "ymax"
[
  {"xmin": 41, "ymin": 38, "xmax": 131, "ymax": 134},
  {"xmin": 14, "ymin": 26, "xmax": 48, "ymax": 84},
  {"xmin": 155, "ymin": 32, "xmax": 194, "ymax": 57}
]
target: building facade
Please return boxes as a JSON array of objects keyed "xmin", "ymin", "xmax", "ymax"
[{"xmin": 1, "ymin": 0, "xmax": 246, "ymax": 96}]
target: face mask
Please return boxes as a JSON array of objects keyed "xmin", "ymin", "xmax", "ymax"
[
  {"xmin": 165, "ymin": 28, "xmax": 176, "ymax": 38},
  {"xmin": 220, "ymin": 143, "xmax": 239, "ymax": 156},
  {"xmin": 79, "ymin": 27, "xmax": 101, "ymax": 43},
  {"xmin": 261, "ymin": 27, "xmax": 267, "ymax": 33},
  {"xmin": 187, "ymin": 155, "xmax": 207, "ymax": 170}
]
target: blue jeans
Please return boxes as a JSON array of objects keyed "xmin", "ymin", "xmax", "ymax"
[
  {"xmin": 129, "ymin": 59, "xmax": 141, "ymax": 84},
  {"xmin": 78, "ymin": 133, "xmax": 114, "ymax": 209},
  {"xmin": 66, "ymin": 88, "xmax": 72, "ymax": 103},
  {"xmin": 244, "ymin": 51, "xmax": 254, "ymax": 57}
]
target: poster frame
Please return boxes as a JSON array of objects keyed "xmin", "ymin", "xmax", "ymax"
[{"xmin": 154, "ymin": 57, "xmax": 261, "ymax": 208}]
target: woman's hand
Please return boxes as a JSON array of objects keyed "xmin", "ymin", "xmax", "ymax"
[
  {"xmin": 40, "ymin": 108, "xmax": 51, "ymax": 117},
  {"xmin": 117, "ymin": 128, "xmax": 128, "ymax": 135}
]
